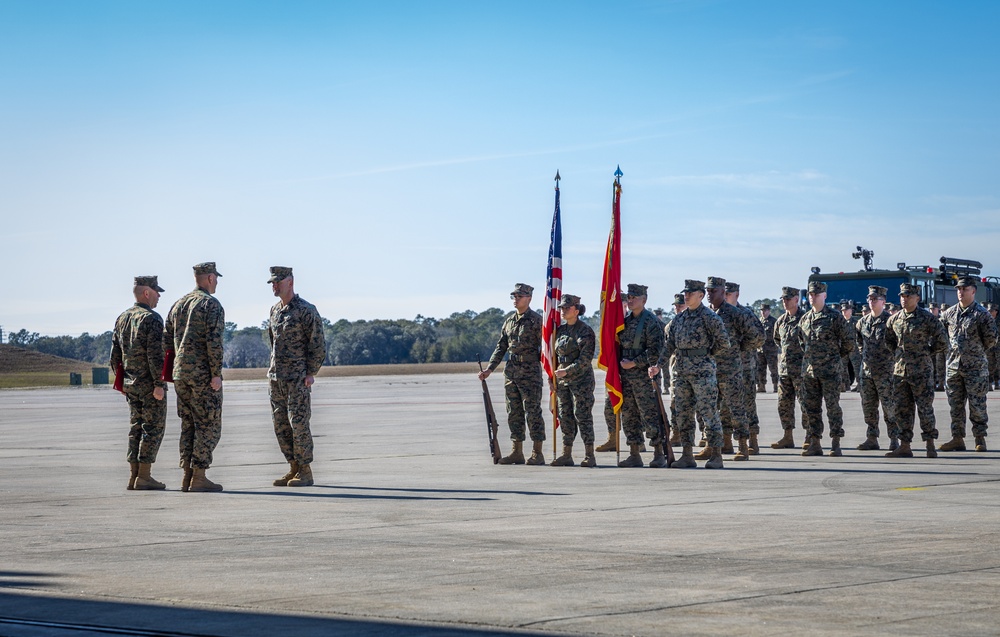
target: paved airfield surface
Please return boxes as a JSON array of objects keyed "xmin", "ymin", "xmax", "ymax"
[{"xmin": 1, "ymin": 373, "xmax": 998, "ymax": 636}]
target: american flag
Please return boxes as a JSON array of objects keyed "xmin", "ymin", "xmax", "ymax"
[{"xmin": 541, "ymin": 175, "xmax": 562, "ymax": 383}]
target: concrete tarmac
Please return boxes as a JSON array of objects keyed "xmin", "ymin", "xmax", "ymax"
[{"xmin": 1, "ymin": 373, "xmax": 998, "ymax": 636}]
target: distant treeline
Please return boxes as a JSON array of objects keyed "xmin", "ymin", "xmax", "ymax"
[{"xmin": 2, "ymin": 298, "xmax": 780, "ymax": 369}]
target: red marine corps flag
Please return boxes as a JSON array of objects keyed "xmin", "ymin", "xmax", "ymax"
[
  {"xmin": 598, "ymin": 167, "xmax": 625, "ymax": 431},
  {"xmin": 541, "ymin": 171, "xmax": 563, "ymax": 453}
]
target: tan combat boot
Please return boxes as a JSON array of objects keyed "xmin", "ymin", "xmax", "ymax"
[
  {"xmin": 648, "ymin": 444, "xmax": 668, "ymax": 468},
  {"xmin": 498, "ymin": 441, "xmax": 525, "ymax": 465},
  {"xmin": 550, "ymin": 445, "xmax": 574, "ymax": 467},
  {"xmin": 770, "ymin": 430, "xmax": 795, "ymax": 449},
  {"xmin": 975, "ymin": 436, "xmax": 987, "ymax": 452},
  {"xmin": 748, "ymin": 433, "xmax": 760, "ymax": 455},
  {"xmin": 705, "ymin": 447, "xmax": 724, "ymax": 469},
  {"xmin": 580, "ymin": 444, "xmax": 597, "ymax": 468},
  {"xmin": 926, "ymin": 439, "xmax": 938, "ymax": 458},
  {"xmin": 722, "ymin": 433, "xmax": 734, "ymax": 454},
  {"xmin": 669, "ymin": 427, "xmax": 681, "ymax": 447},
  {"xmin": 857, "ymin": 436, "xmax": 880, "ymax": 451},
  {"xmin": 939, "ymin": 436, "xmax": 966, "ymax": 452},
  {"xmin": 133, "ymin": 463, "xmax": 166, "ymax": 490},
  {"xmin": 671, "ymin": 445, "xmax": 697, "ymax": 469},
  {"xmin": 698, "ymin": 434, "xmax": 708, "ymax": 448},
  {"xmin": 595, "ymin": 434, "xmax": 618, "ymax": 452},
  {"xmin": 829, "ymin": 437, "xmax": 843, "ymax": 457},
  {"xmin": 802, "ymin": 435, "xmax": 812, "ymax": 450},
  {"xmin": 181, "ymin": 460, "xmax": 193, "ymax": 493},
  {"xmin": 733, "ymin": 437, "xmax": 749, "ymax": 461},
  {"xmin": 618, "ymin": 443, "xmax": 643, "ymax": 468},
  {"xmin": 288, "ymin": 464, "xmax": 314, "ymax": 486},
  {"xmin": 273, "ymin": 462, "xmax": 300, "ymax": 486},
  {"xmin": 694, "ymin": 444, "xmax": 713, "ymax": 460},
  {"xmin": 127, "ymin": 461, "xmax": 139, "ymax": 491},
  {"xmin": 188, "ymin": 467, "xmax": 223, "ymax": 492},
  {"xmin": 802, "ymin": 437, "xmax": 823, "ymax": 456},
  {"xmin": 885, "ymin": 441, "xmax": 913, "ymax": 458},
  {"xmin": 526, "ymin": 441, "xmax": 545, "ymax": 465}
]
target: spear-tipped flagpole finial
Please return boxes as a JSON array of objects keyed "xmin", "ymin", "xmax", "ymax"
[
  {"xmin": 554, "ymin": 170, "xmax": 560, "ymax": 187},
  {"xmin": 614, "ymin": 165, "xmax": 623, "ymax": 182}
]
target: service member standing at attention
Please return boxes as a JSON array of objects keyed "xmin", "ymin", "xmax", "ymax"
[
  {"xmin": 798, "ymin": 281, "xmax": 854, "ymax": 457},
  {"xmin": 840, "ymin": 301, "xmax": 863, "ymax": 392},
  {"xmin": 757, "ymin": 304, "xmax": 779, "ymax": 393},
  {"xmin": 480, "ymin": 284, "xmax": 546, "ymax": 465},
  {"xmin": 658, "ymin": 280, "xmax": 730, "ymax": 469},
  {"xmin": 883, "ymin": 283, "xmax": 948, "ymax": 457},
  {"xmin": 266, "ymin": 267, "xmax": 327, "ymax": 487},
  {"xmin": 616, "ymin": 284, "xmax": 667, "ymax": 468},
  {"xmin": 164, "ymin": 262, "xmax": 226, "ymax": 492},
  {"xmin": 771, "ymin": 287, "xmax": 808, "ymax": 449},
  {"xmin": 939, "ymin": 277, "xmax": 999, "ymax": 452},
  {"xmin": 726, "ymin": 282, "xmax": 766, "ymax": 454},
  {"xmin": 111, "ymin": 276, "xmax": 168, "ymax": 491},
  {"xmin": 855, "ymin": 286, "xmax": 899, "ymax": 452},
  {"xmin": 929, "ymin": 303, "xmax": 946, "ymax": 391},
  {"xmin": 666, "ymin": 292, "xmax": 686, "ymax": 446},
  {"xmin": 549, "ymin": 295, "xmax": 597, "ymax": 468},
  {"xmin": 987, "ymin": 304, "xmax": 1000, "ymax": 390},
  {"xmin": 704, "ymin": 277, "xmax": 750, "ymax": 461}
]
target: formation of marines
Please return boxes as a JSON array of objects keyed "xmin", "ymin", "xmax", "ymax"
[
  {"xmin": 111, "ymin": 263, "xmax": 326, "ymax": 491},
  {"xmin": 482, "ymin": 276, "xmax": 998, "ymax": 469}
]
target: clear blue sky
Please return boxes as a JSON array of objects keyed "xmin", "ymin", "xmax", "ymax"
[{"xmin": 2, "ymin": 0, "xmax": 998, "ymax": 336}]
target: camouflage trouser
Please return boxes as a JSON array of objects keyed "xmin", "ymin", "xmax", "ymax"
[
  {"xmin": 777, "ymin": 374, "xmax": 808, "ymax": 431},
  {"xmin": 504, "ymin": 366, "xmax": 545, "ymax": 442},
  {"xmin": 892, "ymin": 372, "xmax": 938, "ymax": 443},
  {"xmin": 556, "ymin": 374, "xmax": 596, "ymax": 446},
  {"xmin": 861, "ymin": 370, "xmax": 896, "ymax": 439},
  {"xmin": 802, "ymin": 375, "xmax": 844, "ymax": 440},
  {"xmin": 946, "ymin": 366, "xmax": 990, "ymax": 438},
  {"xmin": 717, "ymin": 372, "xmax": 747, "ymax": 439},
  {"xmin": 989, "ymin": 350, "xmax": 999, "ymax": 385},
  {"xmin": 270, "ymin": 379, "xmax": 314, "ymax": 465},
  {"xmin": 673, "ymin": 371, "xmax": 723, "ymax": 448},
  {"xmin": 125, "ymin": 387, "xmax": 167, "ymax": 464},
  {"xmin": 934, "ymin": 352, "xmax": 947, "ymax": 388},
  {"xmin": 841, "ymin": 352, "xmax": 861, "ymax": 391},
  {"xmin": 175, "ymin": 378, "xmax": 223, "ymax": 469},
  {"xmin": 742, "ymin": 358, "xmax": 760, "ymax": 435},
  {"xmin": 621, "ymin": 368, "xmax": 664, "ymax": 445},
  {"xmin": 604, "ymin": 394, "xmax": 616, "ymax": 436},
  {"xmin": 757, "ymin": 348, "xmax": 779, "ymax": 388}
]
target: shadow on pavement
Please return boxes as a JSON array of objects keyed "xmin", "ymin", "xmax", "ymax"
[{"xmin": 0, "ymin": 590, "xmax": 547, "ymax": 637}]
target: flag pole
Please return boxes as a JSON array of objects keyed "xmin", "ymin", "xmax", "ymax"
[
  {"xmin": 613, "ymin": 166, "xmax": 623, "ymax": 467},
  {"xmin": 551, "ymin": 170, "xmax": 561, "ymax": 459}
]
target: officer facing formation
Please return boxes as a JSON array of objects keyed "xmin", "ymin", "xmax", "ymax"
[
  {"xmin": 757, "ymin": 303, "xmax": 779, "ymax": 394},
  {"xmin": 798, "ymin": 281, "xmax": 854, "ymax": 457},
  {"xmin": 659, "ymin": 279, "xmax": 730, "ymax": 469},
  {"xmin": 267, "ymin": 267, "xmax": 327, "ymax": 487},
  {"xmin": 111, "ymin": 276, "xmax": 168, "ymax": 490},
  {"xmin": 164, "ymin": 262, "xmax": 226, "ymax": 492},
  {"xmin": 726, "ymin": 282, "xmax": 766, "ymax": 454},
  {"xmin": 480, "ymin": 283, "xmax": 546, "ymax": 465},
  {"xmin": 617, "ymin": 284, "xmax": 668, "ymax": 468},
  {"xmin": 939, "ymin": 277, "xmax": 999, "ymax": 452},
  {"xmin": 771, "ymin": 286, "xmax": 809, "ymax": 449},
  {"xmin": 884, "ymin": 283, "xmax": 948, "ymax": 458},
  {"xmin": 549, "ymin": 294, "xmax": 597, "ymax": 468},
  {"xmin": 855, "ymin": 285, "xmax": 899, "ymax": 452}
]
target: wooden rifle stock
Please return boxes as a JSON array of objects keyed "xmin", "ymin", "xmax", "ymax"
[
  {"xmin": 477, "ymin": 355, "xmax": 502, "ymax": 464},
  {"xmin": 651, "ymin": 378, "xmax": 675, "ymax": 466}
]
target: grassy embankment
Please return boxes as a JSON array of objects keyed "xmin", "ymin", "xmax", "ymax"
[{"xmin": 0, "ymin": 344, "xmax": 483, "ymax": 388}]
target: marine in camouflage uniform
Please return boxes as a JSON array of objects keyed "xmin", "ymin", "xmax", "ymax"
[
  {"xmin": 615, "ymin": 284, "xmax": 667, "ymax": 468},
  {"xmin": 266, "ymin": 267, "xmax": 327, "ymax": 487},
  {"xmin": 797, "ymin": 281, "xmax": 854, "ymax": 457},
  {"xmin": 929, "ymin": 303, "xmax": 946, "ymax": 391},
  {"xmin": 704, "ymin": 277, "xmax": 749, "ymax": 460},
  {"xmin": 987, "ymin": 304, "xmax": 1000, "ymax": 390},
  {"xmin": 163, "ymin": 262, "xmax": 226, "ymax": 492},
  {"xmin": 757, "ymin": 304, "xmax": 779, "ymax": 393},
  {"xmin": 660, "ymin": 279, "xmax": 730, "ymax": 469},
  {"xmin": 481, "ymin": 283, "xmax": 546, "ymax": 465},
  {"xmin": 727, "ymin": 282, "xmax": 766, "ymax": 454},
  {"xmin": 884, "ymin": 283, "xmax": 949, "ymax": 457},
  {"xmin": 111, "ymin": 276, "xmax": 168, "ymax": 491},
  {"xmin": 839, "ymin": 301, "xmax": 863, "ymax": 392},
  {"xmin": 549, "ymin": 294, "xmax": 597, "ymax": 467},
  {"xmin": 939, "ymin": 277, "xmax": 999, "ymax": 452},
  {"xmin": 771, "ymin": 287, "xmax": 809, "ymax": 449},
  {"xmin": 665, "ymin": 293, "xmax": 686, "ymax": 443},
  {"xmin": 854, "ymin": 285, "xmax": 898, "ymax": 451}
]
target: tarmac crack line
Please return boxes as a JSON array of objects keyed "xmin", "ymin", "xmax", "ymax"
[{"xmin": 516, "ymin": 563, "xmax": 1000, "ymax": 628}]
